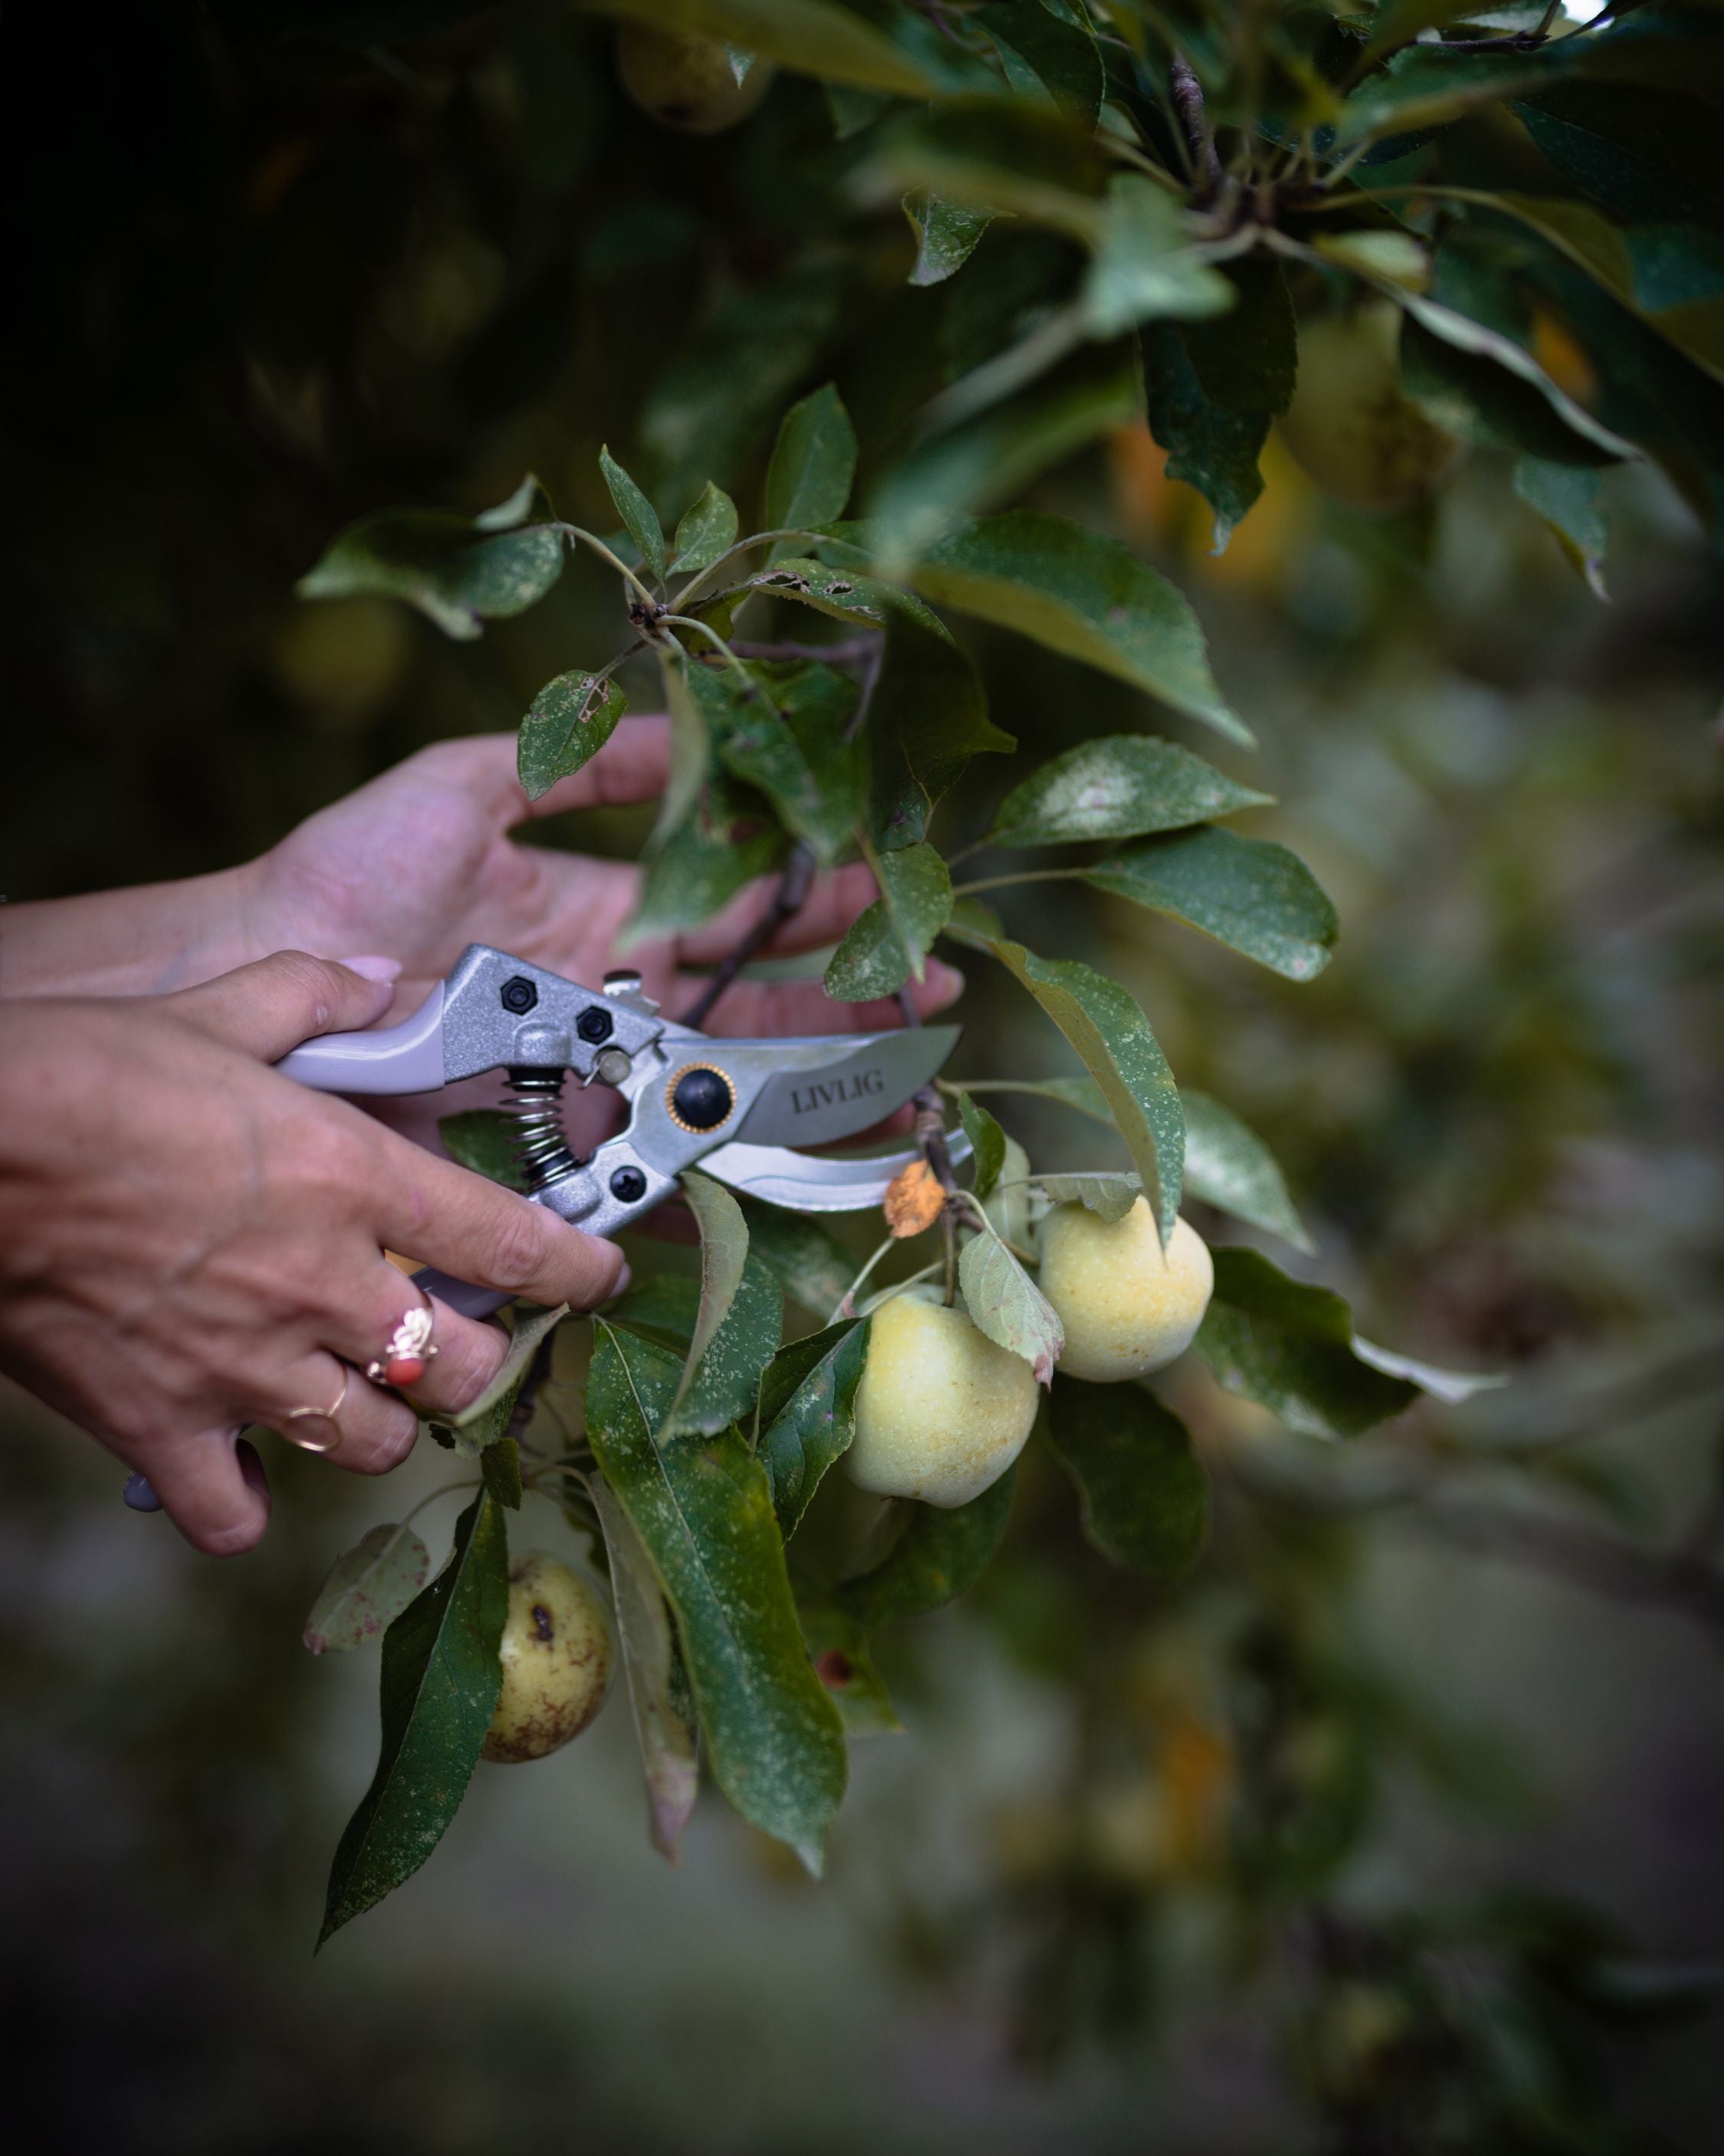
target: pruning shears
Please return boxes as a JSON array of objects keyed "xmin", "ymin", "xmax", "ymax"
[{"xmin": 124, "ymin": 943, "xmax": 966, "ymax": 1510}]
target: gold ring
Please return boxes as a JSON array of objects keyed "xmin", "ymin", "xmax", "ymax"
[
  {"xmin": 365, "ymin": 1291, "xmax": 439, "ymax": 1388},
  {"xmin": 280, "ymin": 1369, "xmax": 351, "ymax": 1455}
]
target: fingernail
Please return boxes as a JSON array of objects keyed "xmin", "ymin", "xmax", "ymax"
[
  {"xmin": 337, "ymin": 955, "xmax": 403, "ymax": 984},
  {"xmin": 607, "ymin": 1262, "xmax": 632, "ymax": 1303},
  {"xmin": 928, "ymin": 960, "xmax": 965, "ymax": 1001}
]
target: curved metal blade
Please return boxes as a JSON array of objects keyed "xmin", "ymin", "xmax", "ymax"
[
  {"xmin": 700, "ymin": 1128, "xmax": 973, "ymax": 1212},
  {"xmin": 725, "ymin": 1024, "xmax": 959, "ymax": 1150}
]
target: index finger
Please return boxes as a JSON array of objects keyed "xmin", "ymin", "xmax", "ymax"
[{"xmin": 372, "ymin": 1133, "xmax": 626, "ymax": 1312}]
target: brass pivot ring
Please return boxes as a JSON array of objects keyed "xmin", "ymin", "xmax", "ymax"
[
  {"xmin": 366, "ymin": 1293, "xmax": 438, "ymax": 1389},
  {"xmin": 281, "ymin": 1370, "xmax": 351, "ymax": 1456}
]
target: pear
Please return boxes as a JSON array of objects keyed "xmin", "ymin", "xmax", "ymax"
[
  {"xmin": 482, "ymin": 1553, "xmax": 613, "ymax": 1764},
  {"xmin": 1039, "ymin": 1202, "xmax": 1213, "ymax": 1383}
]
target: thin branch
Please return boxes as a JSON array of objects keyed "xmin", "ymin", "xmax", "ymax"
[
  {"xmin": 677, "ymin": 843, "xmax": 817, "ymax": 1029},
  {"xmin": 952, "ymin": 867, "xmax": 1085, "ymax": 898},
  {"xmin": 726, "ymin": 636, "xmax": 878, "ymax": 666},
  {"xmin": 554, "ymin": 523, "xmax": 660, "ymax": 609},
  {"xmin": 668, "ymin": 527, "xmax": 838, "ymax": 612},
  {"xmin": 1170, "ymin": 53, "xmax": 1224, "ymax": 202}
]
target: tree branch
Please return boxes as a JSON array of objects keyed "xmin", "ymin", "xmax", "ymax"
[
  {"xmin": 1170, "ymin": 54, "xmax": 1224, "ymax": 202},
  {"xmin": 677, "ymin": 842, "xmax": 817, "ymax": 1029}
]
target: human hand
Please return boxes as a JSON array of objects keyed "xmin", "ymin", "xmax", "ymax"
[
  {"xmin": 241, "ymin": 722, "xmax": 963, "ymax": 1039},
  {"xmin": 0, "ymin": 953, "xmax": 625, "ymax": 1554}
]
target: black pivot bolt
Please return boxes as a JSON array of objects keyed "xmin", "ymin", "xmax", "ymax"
[
  {"xmin": 576, "ymin": 1006, "xmax": 615, "ymax": 1045},
  {"xmin": 670, "ymin": 1066, "xmax": 735, "ymax": 1131},
  {"xmin": 609, "ymin": 1166, "xmax": 647, "ymax": 1203},
  {"xmin": 500, "ymin": 976, "xmax": 538, "ymax": 1015}
]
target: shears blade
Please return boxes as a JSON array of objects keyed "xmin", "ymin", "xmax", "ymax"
[
  {"xmin": 701, "ymin": 1128, "xmax": 974, "ymax": 1212},
  {"xmin": 724, "ymin": 1024, "xmax": 959, "ymax": 1150}
]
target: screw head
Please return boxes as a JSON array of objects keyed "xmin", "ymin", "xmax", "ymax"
[
  {"xmin": 500, "ymin": 976, "xmax": 538, "ymax": 1015},
  {"xmin": 576, "ymin": 1006, "xmax": 615, "ymax": 1045},
  {"xmin": 609, "ymin": 1166, "xmax": 648, "ymax": 1204}
]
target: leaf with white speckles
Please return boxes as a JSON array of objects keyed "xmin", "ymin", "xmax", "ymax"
[
  {"xmin": 1083, "ymin": 825, "xmax": 1338, "ymax": 982},
  {"xmin": 303, "ymin": 1522, "xmax": 431, "ymax": 1655}
]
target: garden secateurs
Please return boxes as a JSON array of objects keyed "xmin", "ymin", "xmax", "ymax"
[{"xmin": 124, "ymin": 942, "xmax": 968, "ymax": 1511}]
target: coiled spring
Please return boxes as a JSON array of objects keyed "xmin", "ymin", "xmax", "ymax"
[{"xmin": 505, "ymin": 1066, "xmax": 578, "ymax": 1189}]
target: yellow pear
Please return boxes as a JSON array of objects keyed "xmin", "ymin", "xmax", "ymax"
[
  {"xmin": 1277, "ymin": 302, "xmax": 1463, "ymax": 514},
  {"xmin": 615, "ymin": 27, "xmax": 775, "ymax": 134},
  {"xmin": 846, "ymin": 1285, "xmax": 1039, "ymax": 1509},
  {"xmin": 1039, "ymin": 1201, "xmax": 1214, "ymax": 1382},
  {"xmin": 482, "ymin": 1553, "xmax": 613, "ymax": 1764}
]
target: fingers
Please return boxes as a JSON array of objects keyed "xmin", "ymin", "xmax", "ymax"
[
  {"xmin": 264, "ymin": 1353, "xmax": 419, "ymax": 1475},
  {"xmin": 411, "ymin": 718, "xmax": 673, "ymax": 829},
  {"xmin": 168, "ymin": 950, "xmax": 402, "ymax": 1062},
  {"xmin": 143, "ymin": 1431, "xmax": 273, "ymax": 1557},
  {"xmin": 675, "ymin": 861, "xmax": 889, "ymax": 966},
  {"xmin": 320, "ymin": 1265, "xmax": 513, "ymax": 1423},
  {"xmin": 372, "ymin": 1137, "xmax": 627, "ymax": 1313}
]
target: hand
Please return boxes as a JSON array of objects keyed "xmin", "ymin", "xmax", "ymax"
[
  {"xmin": 241, "ymin": 722, "xmax": 963, "ymax": 1039},
  {"xmin": 0, "ymin": 954, "xmax": 626, "ymax": 1555}
]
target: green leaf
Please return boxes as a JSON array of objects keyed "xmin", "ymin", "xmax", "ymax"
[
  {"xmin": 631, "ymin": 768, "xmax": 786, "ymax": 940},
  {"xmin": 586, "ymin": 1324, "xmax": 847, "ymax": 1872},
  {"xmin": 670, "ymin": 481, "xmax": 739, "ymax": 579},
  {"xmin": 297, "ymin": 482, "xmax": 564, "ymax": 642},
  {"xmin": 868, "ymin": 611, "xmax": 1013, "ymax": 852},
  {"xmin": 1033, "ymin": 1170, "xmax": 1141, "ymax": 1223},
  {"xmin": 983, "ymin": 1131, "xmax": 1033, "ymax": 1250},
  {"xmin": 481, "ymin": 1436, "xmax": 523, "ymax": 1511},
  {"xmin": 903, "ymin": 190, "xmax": 995, "ymax": 287},
  {"xmin": 516, "ymin": 671, "xmax": 628, "ymax": 802},
  {"xmin": 438, "ymin": 1108, "xmax": 527, "ymax": 1193},
  {"xmin": 1515, "ymin": 80, "xmax": 1722, "ymax": 233},
  {"xmin": 1195, "ymin": 1248, "xmax": 1421, "ymax": 1441},
  {"xmin": 1180, "ymin": 1090, "xmax": 1312, "ymax": 1252},
  {"xmin": 764, "ymin": 384, "xmax": 857, "ymax": 556},
  {"xmin": 1144, "ymin": 257, "xmax": 1298, "ymax": 548},
  {"xmin": 1083, "ymin": 825, "xmax": 1339, "ymax": 983},
  {"xmin": 756, "ymin": 1318, "xmax": 870, "ymax": 1534},
  {"xmin": 1081, "ymin": 175, "xmax": 1235, "ymax": 339},
  {"xmin": 1046, "ymin": 1377, "xmax": 1208, "ymax": 1577},
  {"xmin": 303, "ymin": 1522, "xmax": 432, "ymax": 1656},
  {"xmin": 825, "ymin": 842, "xmax": 954, "ymax": 1000},
  {"xmin": 592, "ymin": 1476, "xmax": 700, "ymax": 1863},
  {"xmin": 836, "ymin": 1465, "xmax": 1016, "ymax": 1630},
  {"xmin": 979, "ymin": 0, "xmax": 1103, "ymax": 121},
  {"xmin": 746, "ymin": 555, "xmax": 939, "ymax": 633},
  {"xmin": 1392, "ymin": 288, "xmax": 1637, "ymax": 464},
  {"xmin": 651, "ymin": 651, "xmax": 716, "ymax": 857},
  {"xmin": 985, "ymin": 735, "xmax": 1271, "ymax": 849},
  {"xmin": 864, "ymin": 97, "xmax": 1105, "ymax": 242},
  {"xmin": 319, "ymin": 1489, "xmax": 510, "ymax": 1944},
  {"xmin": 956, "ymin": 1091, "xmax": 1008, "ymax": 1199},
  {"xmin": 959, "ymin": 1229, "xmax": 1064, "ymax": 1385},
  {"xmin": 945, "ymin": 928, "xmax": 1184, "ymax": 1242},
  {"xmin": 611, "ymin": 1274, "xmax": 702, "ymax": 1353},
  {"xmin": 713, "ymin": 658, "xmax": 864, "ymax": 867},
  {"xmin": 736, "ymin": 1197, "xmax": 857, "ymax": 1320},
  {"xmin": 438, "ymin": 1303, "xmax": 568, "ymax": 1458},
  {"xmin": 579, "ymin": 0, "xmax": 935, "ymax": 97},
  {"xmin": 795, "ymin": 1594, "xmax": 901, "ymax": 1735},
  {"xmin": 667, "ymin": 1173, "xmax": 783, "ymax": 1437},
  {"xmin": 1514, "ymin": 455, "xmax": 1609, "ymax": 599},
  {"xmin": 599, "ymin": 444, "xmax": 666, "ymax": 585},
  {"xmin": 902, "ymin": 510, "xmax": 1251, "ymax": 746}
]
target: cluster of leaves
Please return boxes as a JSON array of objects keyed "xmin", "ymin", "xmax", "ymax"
[
  {"xmin": 287, "ymin": 0, "xmax": 1719, "ymax": 1992},
  {"xmin": 297, "ymin": 394, "xmax": 1496, "ymax": 1938}
]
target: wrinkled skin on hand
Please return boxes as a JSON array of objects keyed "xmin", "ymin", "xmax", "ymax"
[{"xmin": 0, "ymin": 955, "xmax": 626, "ymax": 1555}]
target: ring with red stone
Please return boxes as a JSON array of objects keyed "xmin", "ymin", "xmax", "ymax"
[{"xmin": 366, "ymin": 1295, "xmax": 438, "ymax": 1390}]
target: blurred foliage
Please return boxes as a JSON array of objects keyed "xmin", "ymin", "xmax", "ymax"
[{"xmin": 2, "ymin": 2, "xmax": 1723, "ymax": 2151}]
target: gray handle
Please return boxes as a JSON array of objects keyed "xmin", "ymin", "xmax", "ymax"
[{"xmin": 276, "ymin": 983, "xmax": 447, "ymax": 1094}]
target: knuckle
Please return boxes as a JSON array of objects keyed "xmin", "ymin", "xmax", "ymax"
[
  {"xmin": 266, "ymin": 948, "xmax": 343, "ymax": 1032},
  {"xmin": 479, "ymin": 1201, "xmax": 554, "ymax": 1295},
  {"xmin": 352, "ymin": 1412, "xmax": 418, "ymax": 1477}
]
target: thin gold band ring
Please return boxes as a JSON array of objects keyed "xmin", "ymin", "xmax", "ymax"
[{"xmin": 280, "ymin": 1369, "xmax": 351, "ymax": 1455}]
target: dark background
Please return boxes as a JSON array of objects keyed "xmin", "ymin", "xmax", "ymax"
[{"xmin": 2, "ymin": 5, "xmax": 1722, "ymax": 2149}]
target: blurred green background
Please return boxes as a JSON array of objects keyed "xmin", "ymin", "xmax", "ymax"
[{"xmin": 2, "ymin": 5, "xmax": 1721, "ymax": 2150}]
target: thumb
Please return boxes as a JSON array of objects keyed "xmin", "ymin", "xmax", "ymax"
[{"xmin": 169, "ymin": 950, "xmax": 402, "ymax": 1062}]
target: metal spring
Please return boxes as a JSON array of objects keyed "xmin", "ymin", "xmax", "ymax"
[{"xmin": 504, "ymin": 1066, "xmax": 578, "ymax": 1190}]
